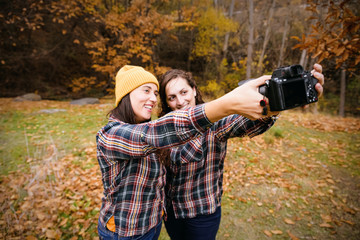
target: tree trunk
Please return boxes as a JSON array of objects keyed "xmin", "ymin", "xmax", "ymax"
[
  {"xmin": 299, "ymin": 19, "xmax": 316, "ymax": 68},
  {"xmin": 222, "ymin": 0, "xmax": 235, "ymax": 55},
  {"xmin": 339, "ymin": 67, "xmax": 346, "ymax": 117},
  {"xmin": 246, "ymin": 0, "xmax": 254, "ymax": 79},
  {"xmin": 187, "ymin": 11, "xmax": 195, "ymax": 71},
  {"xmin": 257, "ymin": 0, "xmax": 275, "ymax": 74},
  {"xmin": 299, "ymin": 49, "xmax": 307, "ymax": 67},
  {"xmin": 277, "ymin": 17, "xmax": 288, "ymax": 67}
]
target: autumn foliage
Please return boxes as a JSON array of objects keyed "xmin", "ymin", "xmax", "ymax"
[
  {"xmin": 1, "ymin": 0, "xmax": 359, "ymax": 115},
  {"xmin": 293, "ymin": 0, "xmax": 360, "ymax": 71},
  {"xmin": 0, "ymin": 99, "xmax": 359, "ymax": 239},
  {"xmin": 0, "ymin": 146, "xmax": 102, "ymax": 238},
  {"xmin": 1, "ymin": 0, "xmax": 174, "ymax": 98}
]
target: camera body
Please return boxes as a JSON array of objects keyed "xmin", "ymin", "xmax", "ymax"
[
  {"xmin": 261, "ymin": 65, "xmax": 318, "ymax": 111},
  {"xmin": 239, "ymin": 65, "xmax": 318, "ymax": 111}
]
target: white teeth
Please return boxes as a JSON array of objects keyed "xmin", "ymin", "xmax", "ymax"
[{"xmin": 145, "ymin": 106, "xmax": 153, "ymax": 109}]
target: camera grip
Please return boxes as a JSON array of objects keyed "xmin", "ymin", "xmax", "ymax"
[
  {"xmin": 238, "ymin": 79, "xmax": 268, "ymax": 97},
  {"xmin": 259, "ymin": 84, "xmax": 267, "ymax": 96}
]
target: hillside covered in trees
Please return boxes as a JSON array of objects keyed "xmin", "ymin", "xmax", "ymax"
[{"xmin": 1, "ymin": 0, "xmax": 359, "ymax": 116}]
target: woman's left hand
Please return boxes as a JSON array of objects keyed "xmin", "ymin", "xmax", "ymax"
[{"xmin": 311, "ymin": 63, "xmax": 324, "ymax": 98}]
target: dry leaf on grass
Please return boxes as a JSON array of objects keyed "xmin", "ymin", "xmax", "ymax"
[
  {"xmin": 284, "ymin": 218, "xmax": 295, "ymax": 225},
  {"xmin": 287, "ymin": 230, "xmax": 299, "ymax": 240},
  {"xmin": 271, "ymin": 229, "xmax": 283, "ymax": 235},
  {"xmin": 321, "ymin": 214, "xmax": 332, "ymax": 223},
  {"xmin": 341, "ymin": 219, "xmax": 355, "ymax": 225},
  {"xmin": 264, "ymin": 230, "xmax": 272, "ymax": 237},
  {"xmin": 320, "ymin": 223, "xmax": 333, "ymax": 228}
]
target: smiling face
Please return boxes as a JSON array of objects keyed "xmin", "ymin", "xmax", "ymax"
[
  {"xmin": 129, "ymin": 83, "xmax": 158, "ymax": 123},
  {"xmin": 165, "ymin": 77, "xmax": 196, "ymax": 111}
]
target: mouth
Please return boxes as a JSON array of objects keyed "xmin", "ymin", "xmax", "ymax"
[
  {"xmin": 178, "ymin": 104, "xmax": 189, "ymax": 110},
  {"xmin": 144, "ymin": 105, "xmax": 153, "ymax": 111}
]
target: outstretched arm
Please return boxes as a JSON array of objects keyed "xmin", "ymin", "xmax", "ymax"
[
  {"xmin": 205, "ymin": 76, "xmax": 271, "ymax": 121},
  {"xmin": 205, "ymin": 63, "xmax": 325, "ymax": 122}
]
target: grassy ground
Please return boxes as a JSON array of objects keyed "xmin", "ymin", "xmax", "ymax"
[{"xmin": 0, "ymin": 98, "xmax": 359, "ymax": 239}]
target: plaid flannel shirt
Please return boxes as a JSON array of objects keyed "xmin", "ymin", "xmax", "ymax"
[
  {"xmin": 96, "ymin": 105, "xmax": 212, "ymax": 237},
  {"xmin": 165, "ymin": 115, "xmax": 276, "ymax": 219}
]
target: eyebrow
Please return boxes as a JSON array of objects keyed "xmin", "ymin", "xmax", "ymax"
[
  {"xmin": 142, "ymin": 85, "xmax": 158, "ymax": 92},
  {"xmin": 167, "ymin": 88, "xmax": 187, "ymax": 96}
]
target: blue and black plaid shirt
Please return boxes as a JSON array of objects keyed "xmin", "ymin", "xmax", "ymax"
[
  {"xmin": 96, "ymin": 105, "xmax": 212, "ymax": 237},
  {"xmin": 165, "ymin": 115, "xmax": 276, "ymax": 219}
]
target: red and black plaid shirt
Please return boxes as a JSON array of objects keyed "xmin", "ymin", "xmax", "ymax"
[
  {"xmin": 165, "ymin": 115, "xmax": 276, "ymax": 218},
  {"xmin": 96, "ymin": 105, "xmax": 212, "ymax": 237}
]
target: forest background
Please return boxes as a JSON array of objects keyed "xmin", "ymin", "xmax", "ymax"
[
  {"xmin": 1, "ymin": 0, "xmax": 359, "ymax": 117},
  {"xmin": 1, "ymin": 0, "xmax": 360, "ymax": 239}
]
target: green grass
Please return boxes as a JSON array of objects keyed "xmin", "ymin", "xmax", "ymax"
[
  {"xmin": 216, "ymin": 111, "xmax": 360, "ymax": 239},
  {"xmin": 0, "ymin": 105, "xmax": 109, "ymax": 175},
  {"xmin": 1, "ymin": 100, "xmax": 359, "ymax": 239}
]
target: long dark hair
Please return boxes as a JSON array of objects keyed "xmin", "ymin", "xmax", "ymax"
[
  {"xmin": 107, "ymin": 93, "xmax": 170, "ymax": 166},
  {"xmin": 157, "ymin": 69, "xmax": 205, "ymax": 166},
  {"xmin": 107, "ymin": 94, "xmax": 136, "ymax": 124},
  {"xmin": 159, "ymin": 69, "xmax": 204, "ymax": 117}
]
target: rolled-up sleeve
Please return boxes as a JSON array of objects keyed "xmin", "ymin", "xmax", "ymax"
[
  {"xmin": 213, "ymin": 114, "xmax": 277, "ymax": 141},
  {"xmin": 96, "ymin": 104, "xmax": 213, "ymax": 160}
]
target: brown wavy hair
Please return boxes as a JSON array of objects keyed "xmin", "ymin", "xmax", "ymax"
[
  {"xmin": 159, "ymin": 69, "xmax": 204, "ymax": 117},
  {"xmin": 156, "ymin": 69, "xmax": 205, "ymax": 166}
]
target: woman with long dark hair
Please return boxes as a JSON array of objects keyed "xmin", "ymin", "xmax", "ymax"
[
  {"xmin": 96, "ymin": 65, "xmax": 289, "ymax": 239},
  {"xmin": 159, "ymin": 64, "xmax": 324, "ymax": 240}
]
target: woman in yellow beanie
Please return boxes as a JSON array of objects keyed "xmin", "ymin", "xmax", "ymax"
[{"xmin": 96, "ymin": 65, "xmax": 324, "ymax": 239}]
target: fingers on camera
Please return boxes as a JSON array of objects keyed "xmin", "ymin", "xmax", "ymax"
[{"xmin": 260, "ymin": 99, "xmax": 268, "ymax": 116}]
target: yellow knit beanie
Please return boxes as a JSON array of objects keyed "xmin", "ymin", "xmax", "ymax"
[{"xmin": 115, "ymin": 65, "xmax": 159, "ymax": 106}]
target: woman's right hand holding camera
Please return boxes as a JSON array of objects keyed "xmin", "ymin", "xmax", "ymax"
[
  {"xmin": 231, "ymin": 75, "xmax": 273, "ymax": 120},
  {"xmin": 205, "ymin": 75, "xmax": 272, "ymax": 122}
]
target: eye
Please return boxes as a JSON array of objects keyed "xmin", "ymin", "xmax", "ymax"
[
  {"xmin": 181, "ymin": 90, "xmax": 188, "ymax": 95},
  {"xmin": 168, "ymin": 96, "xmax": 175, "ymax": 102}
]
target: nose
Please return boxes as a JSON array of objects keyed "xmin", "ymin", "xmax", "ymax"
[
  {"xmin": 176, "ymin": 96, "xmax": 185, "ymax": 107},
  {"xmin": 150, "ymin": 92, "xmax": 157, "ymax": 103}
]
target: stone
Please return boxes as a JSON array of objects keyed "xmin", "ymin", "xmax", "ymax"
[
  {"xmin": 70, "ymin": 97, "xmax": 100, "ymax": 105},
  {"xmin": 38, "ymin": 109, "xmax": 67, "ymax": 114},
  {"xmin": 13, "ymin": 93, "xmax": 42, "ymax": 102}
]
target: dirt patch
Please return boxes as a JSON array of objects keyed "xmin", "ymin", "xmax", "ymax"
[
  {"xmin": 0, "ymin": 98, "xmax": 113, "ymax": 113},
  {"xmin": 282, "ymin": 111, "xmax": 360, "ymax": 133},
  {"xmin": 327, "ymin": 165, "xmax": 360, "ymax": 239}
]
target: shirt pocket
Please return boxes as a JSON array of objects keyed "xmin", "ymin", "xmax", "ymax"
[{"xmin": 180, "ymin": 137, "xmax": 204, "ymax": 163}]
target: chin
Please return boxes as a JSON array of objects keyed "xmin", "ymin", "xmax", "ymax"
[
  {"xmin": 136, "ymin": 115, "xmax": 152, "ymax": 123},
  {"xmin": 144, "ymin": 115, "xmax": 152, "ymax": 121},
  {"xmin": 138, "ymin": 118, "xmax": 151, "ymax": 123}
]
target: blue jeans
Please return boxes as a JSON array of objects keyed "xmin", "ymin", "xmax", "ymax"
[
  {"xmin": 164, "ymin": 206, "xmax": 221, "ymax": 240},
  {"xmin": 98, "ymin": 219, "xmax": 162, "ymax": 240}
]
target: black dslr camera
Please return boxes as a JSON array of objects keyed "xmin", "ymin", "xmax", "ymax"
[{"xmin": 239, "ymin": 65, "xmax": 318, "ymax": 111}]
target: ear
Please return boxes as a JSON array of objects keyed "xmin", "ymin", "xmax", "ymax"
[{"xmin": 193, "ymin": 87, "xmax": 197, "ymax": 97}]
